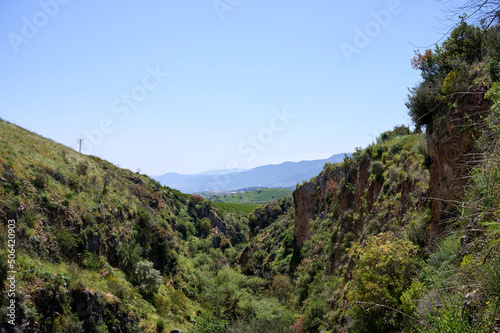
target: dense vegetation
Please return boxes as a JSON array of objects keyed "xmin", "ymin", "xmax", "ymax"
[{"xmin": 2, "ymin": 10, "xmax": 500, "ymax": 333}]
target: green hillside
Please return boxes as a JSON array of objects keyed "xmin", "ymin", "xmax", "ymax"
[
  {"xmin": 204, "ymin": 188, "xmax": 293, "ymax": 205},
  {"xmin": 0, "ymin": 119, "xmax": 287, "ymax": 332}
]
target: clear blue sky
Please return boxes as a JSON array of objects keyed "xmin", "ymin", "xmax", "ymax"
[{"xmin": 0, "ymin": 0, "xmax": 448, "ymax": 175}]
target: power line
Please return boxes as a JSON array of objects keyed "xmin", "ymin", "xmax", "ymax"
[{"xmin": 77, "ymin": 139, "xmax": 84, "ymax": 153}]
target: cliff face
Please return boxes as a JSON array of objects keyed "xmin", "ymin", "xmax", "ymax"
[
  {"xmin": 248, "ymin": 198, "xmax": 293, "ymax": 239},
  {"xmin": 292, "ymin": 167, "xmax": 337, "ymax": 247},
  {"xmin": 426, "ymin": 91, "xmax": 490, "ymax": 240},
  {"xmin": 292, "ymin": 93, "xmax": 490, "ymax": 259},
  {"xmin": 292, "ymin": 163, "xmax": 358, "ymax": 248},
  {"xmin": 292, "ymin": 132, "xmax": 430, "ymax": 270}
]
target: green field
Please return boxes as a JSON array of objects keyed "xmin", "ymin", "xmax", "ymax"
[{"xmin": 205, "ymin": 188, "xmax": 293, "ymax": 205}]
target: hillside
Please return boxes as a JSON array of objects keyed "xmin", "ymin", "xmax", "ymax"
[
  {"xmin": 154, "ymin": 153, "xmax": 349, "ymax": 193},
  {"xmin": 237, "ymin": 20, "xmax": 500, "ymax": 332},
  {"xmin": 0, "ymin": 119, "xmax": 285, "ymax": 332},
  {"xmin": 2, "ymin": 18, "xmax": 500, "ymax": 333}
]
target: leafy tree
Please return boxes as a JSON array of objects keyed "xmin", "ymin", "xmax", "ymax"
[
  {"xmin": 135, "ymin": 260, "xmax": 163, "ymax": 294},
  {"xmin": 347, "ymin": 233, "xmax": 419, "ymax": 332},
  {"xmin": 407, "ymin": 20, "xmax": 496, "ymax": 128}
]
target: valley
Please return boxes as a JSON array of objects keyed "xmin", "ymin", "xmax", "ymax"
[{"xmin": 2, "ymin": 9, "xmax": 500, "ymax": 333}]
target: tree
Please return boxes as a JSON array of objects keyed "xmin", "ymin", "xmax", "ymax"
[
  {"xmin": 347, "ymin": 232, "xmax": 419, "ymax": 332},
  {"xmin": 406, "ymin": 19, "xmax": 498, "ymax": 128},
  {"xmin": 439, "ymin": 0, "xmax": 500, "ymax": 28},
  {"xmin": 135, "ymin": 260, "xmax": 163, "ymax": 294}
]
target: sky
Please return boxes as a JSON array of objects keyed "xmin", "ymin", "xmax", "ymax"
[{"xmin": 0, "ymin": 0, "xmax": 451, "ymax": 175}]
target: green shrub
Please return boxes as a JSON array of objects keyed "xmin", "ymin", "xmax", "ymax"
[
  {"xmin": 135, "ymin": 260, "xmax": 163, "ymax": 294},
  {"xmin": 347, "ymin": 233, "xmax": 419, "ymax": 332},
  {"xmin": 193, "ymin": 315, "xmax": 229, "ymax": 333},
  {"xmin": 33, "ymin": 172, "xmax": 49, "ymax": 189},
  {"xmin": 76, "ymin": 162, "xmax": 88, "ymax": 176},
  {"xmin": 156, "ymin": 317, "xmax": 166, "ymax": 332},
  {"xmin": 370, "ymin": 161, "xmax": 384, "ymax": 181}
]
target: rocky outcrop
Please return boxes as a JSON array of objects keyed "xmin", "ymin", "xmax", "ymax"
[
  {"xmin": 426, "ymin": 90, "xmax": 490, "ymax": 241},
  {"xmin": 71, "ymin": 288, "xmax": 137, "ymax": 332},
  {"xmin": 248, "ymin": 198, "xmax": 293, "ymax": 239},
  {"xmin": 292, "ymin": 132, "xmax": 429, "ymax": 259},
  {"xmin": 187, "ymin": 197, "xmax": 246, "ymax": 245},
  {"xmin": 293, "ymin": 162, "xmax": 357, "ymax": 247}
]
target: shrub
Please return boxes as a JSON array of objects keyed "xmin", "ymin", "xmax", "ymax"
[
  {"xmin": 193, "ymin": 315, "xmax": 229, "ymax": 333},
  {"xmin": 156, "ymin": 318, "xmax": 166, "ymax": 332},
  {"xmin": 269, "ymin": 275, "xmax": 293, "ymax": 304},
  {"xmin": 198, "ymin": 217, "xmax": 212, "ymax": 237},
  {"xmin": 33, "ymin": 172, "xmax": 48, "ymax": 189},
  {"xmin": 370, "ymin": 161, "xmax": 384, "ymax": 181},
  {"xmin": 76, "ymin": 162, "xmax": 88, "ymax": 176},
  {"xmin": 135, "ymin": 260, "xmax": 163, "ymax": 294},
  {"xmin": 347, "ymin": 233, "xmax": 420, "ymax": 332}
]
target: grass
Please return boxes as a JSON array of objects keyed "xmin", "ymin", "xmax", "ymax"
[
  {"xmin": 211, "ymin": 201, "xmax": 261, "ymax": 214},
  {"xmin": 207, "ymin": 188, "xmax": 293, "ymax": 205}
]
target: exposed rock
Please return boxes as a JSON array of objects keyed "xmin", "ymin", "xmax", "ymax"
[
  {"xmin": 248, "ymin": 198, "xmax": 292, "ymax": 239},
  {"xmin": 426, "ymin": 90, "xmax": 490, "ymax": 242},
  {"xmin": 71, "ymin": 288, "xmax": 137, "ymax": 333},
  {"xmin": 293, "ymin": 167, "xmax": 342, "ymax": 247},
  {"xmin": 292, "ymin": 135, "xmax": 430, "ymax": 273}
]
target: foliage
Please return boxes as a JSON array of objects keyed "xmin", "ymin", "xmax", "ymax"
[
  {"xmin": 4, "ymin": 30, "xmax": 500, "ymax": 332},
  {"xmin": 135, "ymin": 260, "xmax": 163, "ymax": 294},
  {"xmin": 407, "ymin": 21, "xmax": 500, "ymax": 128},
  {"xmin": 347, "ymin": 233, "xmax": 420, "ymax": 332}
]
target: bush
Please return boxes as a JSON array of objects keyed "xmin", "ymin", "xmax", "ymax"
[
  {"xmin": 33, "ymin": 172, "xmax": 48, "ymax": 189},
  {"xmin": 76, "ymin": 162, "xmax": 88, "ymax": 176},
  {"xmin": 347, "ymin": 233, "xmax": 420, "ymax": 332},
  {"xmin": 370, "ymin": 161, "xmax": 384, "ymax": 181},
  {"xmin": 193, "ymin": 315, "xmax": 229, "ymax": 333},
  {"xmin": 135, "ymin": 260, "xmax": 163, "ymax": 294},
  {"xmin": 156, "ymin": 318, "xmax": 166, "ymax": 332},
  {"xmin": 377, "ymin": 125, "xmax": 410, "ymax": 143}
]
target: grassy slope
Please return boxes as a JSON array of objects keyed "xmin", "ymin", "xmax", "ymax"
[{"xmin": 0, "ymin": 119, "xmax": 250, "ymax": 331}]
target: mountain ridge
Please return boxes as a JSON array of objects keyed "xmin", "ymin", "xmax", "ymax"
[{"xmin": 154, "ymin": 153, "xmax": 351, "ymax": 193}]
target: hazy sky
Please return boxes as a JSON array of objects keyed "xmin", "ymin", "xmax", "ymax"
[{"xmin": 0, "ymin": 1, "xmax": 447, "ymax": 175}]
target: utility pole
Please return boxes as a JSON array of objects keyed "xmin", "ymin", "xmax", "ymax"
[{"xmin": 77, "ymin": 139, "xmax": 84, "ymax": 153}]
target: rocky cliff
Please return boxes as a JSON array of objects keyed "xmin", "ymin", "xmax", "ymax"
[
  {"xmin": 292, "ymin": 129, "xmax": 430, "ymax": 270},
  {"xmin": 426, "ymin": 90, "xmax": 490, "ymax": 240}
]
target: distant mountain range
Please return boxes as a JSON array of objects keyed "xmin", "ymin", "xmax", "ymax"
[{"xmin": 153, "ymin": 153, "xmax": 350, "ymax": 193}]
